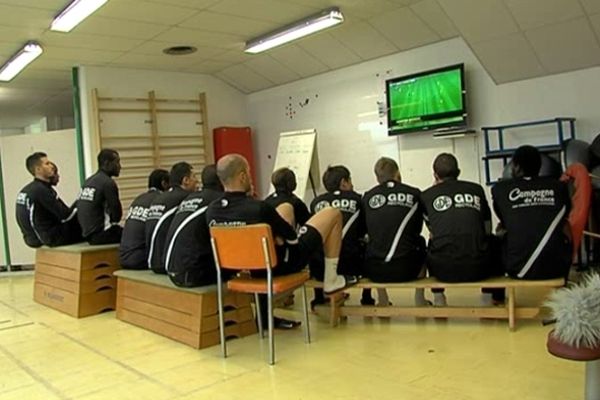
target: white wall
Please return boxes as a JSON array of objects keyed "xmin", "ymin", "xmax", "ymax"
[
  {"xmin": 78, "ymin": 66, "xmax": 249, "ymax": 176},
  {"xmin": 247, "ymin": 38, "xmax": 600, "ymax": 197}
]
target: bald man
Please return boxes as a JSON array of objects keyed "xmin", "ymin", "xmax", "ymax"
[{"xmin": 206, "ymin": 154, "xmax": 357, "ymax": 328}]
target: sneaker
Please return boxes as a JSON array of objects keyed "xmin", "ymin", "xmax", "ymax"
[
  {"xmin": 310, "ymin": 296, "xmax": 330, "ymax": 311},
  {"xmin": 273, "ymin": 317, "xmax": 301, "ymax": 330},
  {"xmin": 324, "ymin": 275, "xmax": 359, "ymax": 295}
]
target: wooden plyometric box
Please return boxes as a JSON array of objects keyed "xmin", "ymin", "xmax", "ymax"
[
  {"xmin": 114, "ymin": 270, "xmax": 257, "ymax": 349},
  {"xmin": 34, "ymin": 243, "xmax": 120, "ymax": 317}
]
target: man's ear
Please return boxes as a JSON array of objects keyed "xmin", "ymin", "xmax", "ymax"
[{"xmin": 456, "ymin": 168, "xmax": 461, "ymax": 178}]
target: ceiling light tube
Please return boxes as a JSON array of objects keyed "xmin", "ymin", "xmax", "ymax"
[
  {"xmin": 0, "ymin": 42, "xmax": 43, "ymax": 82},
  {"xmin": 245, "ymin": 7, "xmax": 344, "ymax": 54},
  {"xmin": 50, "ymin": 0, "xmax": 108, "ymax": 32}
]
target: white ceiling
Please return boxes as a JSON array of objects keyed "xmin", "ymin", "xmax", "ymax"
[{"xmin": 1, "ymin": 0, "xmax": 600, "ymax": 128}]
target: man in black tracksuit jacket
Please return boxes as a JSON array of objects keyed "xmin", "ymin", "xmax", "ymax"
[
  {"xmin": 492, "ymin": 146, "xmax": 571, "ymax": 280},
  {"xmin": 119, "ymin": 169, "xmax": 169, "ymax": 269},
  {"xmin": 77, "ymin": 149, "xmax": 123, "ymax": 245},
  {"xmin": 206, "ymin": 154, "xmax": 357, "ymax": 329},
  {"xmin": 16, "ymin": 153, "xmax": 81, "ymax": 247},
  {"xmin": 146, "ymin": 162, "xmax": 199, "ymax": 274},
  {"xmin": 422, "ymin": 153, "xmax": 503, "ymax": 305},
  {"xmin": 309, "ymin": 165, "xmax": 371, "ymax": 306},
  {"xmin": 362, "ymin": 157, "xmax": 425, "ymax": 282},
  {"xmin": 164, "ymin": 165, "xmax": 224, "ymax": 287}
]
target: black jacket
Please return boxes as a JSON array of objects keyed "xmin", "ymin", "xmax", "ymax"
[{"xmin": 77, "ymin": 170, "xmax": 122, "ymax": 238}]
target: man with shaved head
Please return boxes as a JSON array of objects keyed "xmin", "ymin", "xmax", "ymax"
[
  {"xmin": 207, "ymin": 154, "xmax": 357, "ymax": 329},
  {"xmin": 422, "ymin": 153, "xmax": 502, "ymax": 306}
]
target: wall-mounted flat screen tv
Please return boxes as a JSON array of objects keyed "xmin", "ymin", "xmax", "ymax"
[{"xmin": 386, "ymin": 63, "xmax": 466, "ymax": 135}]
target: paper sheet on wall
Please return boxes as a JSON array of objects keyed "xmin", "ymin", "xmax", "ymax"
[{"xmin": 271, "ymin": 129, "xmax": 320, "ymax": 200}]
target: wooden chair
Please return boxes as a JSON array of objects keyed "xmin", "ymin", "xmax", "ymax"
[{"xmin": 210, "ymin": 224, "xmax": 311, "ymax": 365}]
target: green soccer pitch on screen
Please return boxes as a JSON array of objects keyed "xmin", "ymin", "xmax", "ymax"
[{"xmin": 385, "ymin": 63, "xmax": 467, "ymax": 135}]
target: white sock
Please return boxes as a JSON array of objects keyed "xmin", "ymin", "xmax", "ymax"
[
  {"xmin": 480, "ymin": 293, "xmax": 493, "ymax": 306},
  {"xmin": 433, "ymin": 292, "xmax": 447, "ymax": 307},
  {"xmin": 377, "ymin": 288, "xmax": 389, "ymax": 306},
  {"xmin": 414, "ymin": 289, "xmax": 428, "ymax": 306},
  {"xmin": 323, "ymin": 257, "xmax": 344, "ymax": 292}
]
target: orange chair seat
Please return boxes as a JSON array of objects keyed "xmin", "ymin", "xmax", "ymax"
[
  {"xmin": 547, "ymin": 330, "xmax": 600, "ymax": 361},
  {"xmin": 227, "ymin": 270, "xmax": 310, "ymax": 294}
]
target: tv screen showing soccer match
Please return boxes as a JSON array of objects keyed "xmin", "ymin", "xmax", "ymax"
[{"xmin": 386, "ymin": 64, "xmax": 466, "ymax": 135}]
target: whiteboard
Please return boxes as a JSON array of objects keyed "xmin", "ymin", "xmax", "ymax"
[{"xmin": 272, "ymin": 129, "xmax": 320, "ymax": 200}]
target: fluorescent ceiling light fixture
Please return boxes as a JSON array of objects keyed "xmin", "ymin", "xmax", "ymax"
[
  {"xmin": 51, "ymin": 0, "xmax": 108, "ymax": 32},
  {"xmin": 0, "ymin": 42, "xmax": 43, "ymax": 82},
  {"xmin": 245, "ymin": 7, "xmax": 344, "ymax": 54}
]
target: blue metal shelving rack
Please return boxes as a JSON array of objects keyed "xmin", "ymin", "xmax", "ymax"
[{"xmin": 482, "ymin": 117, "xmax": 576, "ymax": 185}]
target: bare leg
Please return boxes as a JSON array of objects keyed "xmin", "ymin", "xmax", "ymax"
[
  {"xmin": 275, "ymin": 203, "xmax": 295, "ymax": 228},
  {"xmin": 305, "ymin": 207, "xmax": 342, "ymax": 257},
  {"xmin": 305, "ymin": 207, "xmax": 356, "ymax": 293}
]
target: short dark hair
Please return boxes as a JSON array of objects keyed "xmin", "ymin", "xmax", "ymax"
[
  {"xmin": 201, "ymin": 164, "xmax": 222, "ymax": 190},
  {"xmin": 97, "ymin": 149, "xmax": 119, "ymax": 168},
  {"xmin": 148, "ymin": 169, "xmax": 169, "ymax": 190},
  {"xmin": 374, "ymin": 157, "xmax": 399, "ymax": 183},
  {"xmin": 26, "ymin": 152, "xmax": 47, "ymax": 176},
  {"xmin": 271, "ymin": 168, "xmax": 296, "ymax": 193},
  {"xmin": 170, "ymin": 162, "xmax": 193, "ymax": 186},
  {"xmin": 433, "ymin": 153, "xmax": 460, "ymax": 180},
  {"xmin": 322, "ymin": 165, "xmax": 350, "ymax": 192},
  {"xmin": 512, "ymin": 145, "xmax": 541, "ymax": 178}
]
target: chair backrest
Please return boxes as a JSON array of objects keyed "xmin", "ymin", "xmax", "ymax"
[{"xmin": 210, "ymin": 224, "xmax": 278, "ymax": 271}]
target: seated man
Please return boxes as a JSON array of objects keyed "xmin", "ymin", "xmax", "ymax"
[
  {"xmin": 492, "ymin": 145, "xmax": 572, "ymax": 280},
  {"xmin": 164, "ymin": 165, "xmax": 224, "ymax": 287},
  {"xmin": 422, "ymin": 153, "xmax": 502, "ymax": 306},
  {"xmin": 77, "ymin": 149, "xmax": 123, "ymax": 245},
  {"xmin": 16, "ymin": 153, "xmax": 81, "ymax": 247},
  {"xmin": 206, "ymin": 154, "xmax": 357, "ymax": 328},
  {"xmin": 146, "ymin": 162, "xmax": 198, "ymax": 274},
  {"xmin": 119, "ymin": 169, "xmax": 169, "ymax": 269},
  {"xmin": 264, "ymin": 167, "xmax": 310, "ymax": 227},
  {"xmin": 309, "ymin": 165, "xmax": 371, "ymax": 306},
  {"xmin": 362, "ymin": 157, "xmax": 427, "ymax": 306}
]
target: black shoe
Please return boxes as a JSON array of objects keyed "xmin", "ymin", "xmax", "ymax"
[
  {"xmin": 360, "ymin": 297, "xmax": 375, "ymax": 306},
  {"xmin": 273, "ymin": 317, "xmax": 301, "ymax": 330},
  {"xmin": 310, "ymin": 296, "xmax": 330, "ymax": 311}
]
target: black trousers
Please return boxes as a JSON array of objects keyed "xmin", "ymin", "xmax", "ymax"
[
  {"xmin": 87, "ymin": 225, "xmax": 123, "ymax": 245},
  {"xmin": 429, "ymin": 236, "xmax": 505, "ymax": 301},
  {"xmin": 44, "ymin": 219, "xmax": 83, "ymax": 247}
]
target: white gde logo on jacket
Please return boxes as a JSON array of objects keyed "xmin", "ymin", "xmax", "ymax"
[
  {"xmin": 314, "ymin": 198, "xmax": 358, "ymax": 213},
  {"xmin": 369, "ymin": 192, "xmax": 415, "ymax": 209},
  {"xmin": 78, "ymin": 187, "xmax": 95, "ymax": 202},
  {"xmin": 433, "ymin": 193, "xmax": 481, "ymax": 212}
]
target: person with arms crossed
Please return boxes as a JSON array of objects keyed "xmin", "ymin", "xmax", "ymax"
[{"xmin": 16, "ymin": 153, "xmax": 81, "ymax": 247}]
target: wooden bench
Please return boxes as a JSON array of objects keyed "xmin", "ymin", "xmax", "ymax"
[
  {"xmin": 307, "ymin": 276, "xmax": 566, "ymax": 331},
  {"xmin": 34, "ymin": 243, "xmax": 120, "ymax": 317},
  {"xmin": 114, "ymin": 270, "xmax": 257, "ymax": 349}
]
